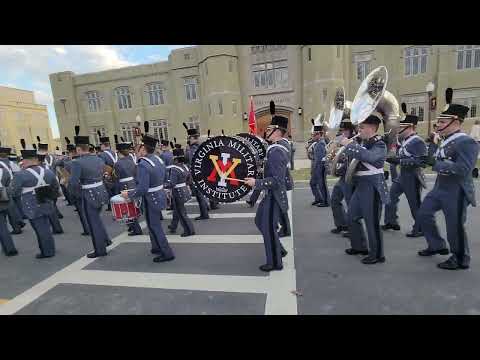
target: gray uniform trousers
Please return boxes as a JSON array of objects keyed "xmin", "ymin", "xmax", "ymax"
[
  {"xmin": 417, "ymin": 181, "xmax": 470, "ymax": 266},
  {"xmin": 82, "ymin": 199, "xmax": 110, "ymax": 255},
  {"xmin": 144, "ymin": 200, "xmax": 174, "ymax": 258},
  {"xmin": 48, "ymin": 200, "xmax": 64, "ymax": 233},
  {"xmin": 255, "ymin": 192, "xmax": 283, "ymax": 268},
  {"xmin": 30, "ymin": 216, "xmax": 56, "ymax": 257},
  {"xmin": 384, "ymin": 174, "xmax": 422, "ymax": 232},
  {"xmin": 348, "ymin": 181, "xmax": 384, "ymax": 259},
  {"xmin": 170, "ymin": 196, "xmax": 195, "ymax": 235},
  {"xmin": 0, "ymin": 211, "xmax": 17, "ymax": 254},
  {"xmin": 331, "ymin": 178, "xmax": 352, "ymax": 229},
  {"xmin": 7, "ymin": 200, "xmax": 23, "ymax": 232},
  {"xmin": 190, "ymin": 185, "xmax": 209, "ymax": 218}
]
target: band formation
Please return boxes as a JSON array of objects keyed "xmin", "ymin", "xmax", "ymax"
[{"xmin": 0, "ymin": 66, "xmax": 478, "ymax": 272}]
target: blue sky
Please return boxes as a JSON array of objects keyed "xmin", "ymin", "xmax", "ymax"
[{"xmin": 0, "ymin": 45, "xmax": 192, "ymax": 138}]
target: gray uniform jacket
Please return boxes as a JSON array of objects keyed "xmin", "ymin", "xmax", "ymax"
[
  {"xmin": 11, "ymin": 165, "xmax": 58, "ymax": 220},
  {"xmin": 166, "ymin": 164, "xmax": 192, "ymax": 203},
  {"xmin": 129, "ymin": 154, "xmax": 167, "ymax": 209},
  {"xmin": 114, "ymin": 156, "xmax": 137, "ymax": 192}
]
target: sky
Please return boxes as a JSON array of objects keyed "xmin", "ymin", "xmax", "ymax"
[{"xmin": 0, "ymin": 45, "xmax": 193, "ymax": 138}]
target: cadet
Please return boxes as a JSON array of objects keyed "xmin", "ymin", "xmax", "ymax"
[
  {"xmin": 245, "ymin": 115, "xmax": 289, "ymax": 272},
  {"xmin": 11, "ymin": 143, "xmax": 59, "ymax": 258},
  {"xmin": 97, "ymin": 134, "xmax": 117, "ymax": 211},
  {"xmin": 288, "ymin": 135, "xmax": 295, "ymax": 170},
  {"xmin": 114, "ymin": 141, "xmax": 143, "ymax": 236},
  {"xmin": 68, "ymin": 130, "xmax": 111, "ymax": 258},
  {"xmin": 330, "ymin": 117, "xmax": 356, "ymax": 235},
  {"xmin": 56, "ymin": 138, "xmax": 74, "ymax": 206},
  {"xmin": 0, "ymin": 145, "xmax": 25, "ymax": 234},
  {"xmin": 37, "ymin": 151, "xmax": 64, "ymax": 234},
  {"xmin": 166, "ymin": 146, "xmax": 195, "ymax": 237},
  {"xmin": 383, "ymin": 104, "xmax": 427, "ymax": 237},
  {"xmin": 341, "ymin": 114, "xmax": 389, "ymax": 265},
  {"xmin": 121, "ymin": 125, "xmax": 175, "ymax": 263},
  {"xmin": 159, "ymin": 140, "xmax": 174, "ymax": 167},
  {"xmin": 0, "ymin": 144, "xmax": 18, "ymax": 257},
  {"xmin": 417, "ymin": 88, "xmax": 479, "ymax": 270},
  {"xmin": 37, "ymin": 141, "xmax": 64, "ymax": 218},
  {"xmin": 184, "ymin": 125, "xmax": 210, "ymax": 220},
  {"xmin": 310, "ymin": 118, "xmax": 330, "ymax": 207},
  {"xmin": 277, "ymin": 132, "xmax": 294, "ymax": 238}
]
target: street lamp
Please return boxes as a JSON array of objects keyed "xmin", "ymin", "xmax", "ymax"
[
  {"xmin": 298, "ymin": 107, "xmax": 303, "ymax": 116},
  {"xmin": 426, "ymin": 82, "xmax": 435, "ymax": 136},
  {"xmin": 243, "ymin": 112, "xmax": 248, "ymax": 121}
]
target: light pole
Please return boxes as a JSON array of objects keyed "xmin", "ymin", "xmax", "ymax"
[{"xmin": 426, "ymin": 82, "xmax": 435, "ymax": 136}]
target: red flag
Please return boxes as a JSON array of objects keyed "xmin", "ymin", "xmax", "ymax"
[{"xmin": 248, "ymin": 96, "xmax": 257, "ymax": 135}]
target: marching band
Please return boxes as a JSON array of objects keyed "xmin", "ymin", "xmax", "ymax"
[{"xmin": 1, "ymin": 64, "xmax": 479, "ymax": 275}]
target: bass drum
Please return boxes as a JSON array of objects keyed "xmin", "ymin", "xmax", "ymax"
[
  {"xmin": 190, "ymin": 135, "xmax": 258, "ymax": 203},
  {"xmin": 236, "ymin": 133, "xmax": 268, "ymax": 160}
]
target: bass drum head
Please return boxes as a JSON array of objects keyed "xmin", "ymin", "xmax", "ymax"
[
  {"xmin": 236, "ymin": 133, "xmax": 267, "ymax": 160},
  {"xmin": 190, "ymin": 136, "xmax": 258, "ymax": 203},
  {"xmin": 110, "ymin": 194, "xmax": 127, "ymax": 204}
]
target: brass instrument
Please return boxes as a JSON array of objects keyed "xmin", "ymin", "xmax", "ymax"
[
  {"xmin": 344, "ymin": 66, "xmax": 400, "ymax": 184},
  {"xmin": 56, "ymin": 166, "xmax": 71, "ymax": 186}
]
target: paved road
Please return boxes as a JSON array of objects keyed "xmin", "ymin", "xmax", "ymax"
[{"xmin": 1, "ymin": 180, "xmax": 480, "ymax": 315}]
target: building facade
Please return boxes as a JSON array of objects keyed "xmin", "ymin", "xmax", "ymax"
[
  {"xmin": 50, "ymin": 45, "xmax": 480, "ymax": 148},
  {"xmin": 0, "ymin": 86, "xmax": 55, "ymax": 155}
]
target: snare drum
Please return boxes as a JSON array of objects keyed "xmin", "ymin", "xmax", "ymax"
[{"xmin": 110, "ymin": 194, "xmax": 141, "ymax": 224}]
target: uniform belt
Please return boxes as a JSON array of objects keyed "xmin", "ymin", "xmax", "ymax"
[
  {"xmin": 119, "ymin": 177, "xmax": 134, "ymax": 183},
  {"xmin": 81, "ymin": 181, "xmax": 103, "ymax": 190},
  {"xmin": 148, "ymin": 185, "xmax": 164, "ymax": 193},
  {"xmin": 355, "ymin": 168, "xmax": 384, "ymax": 176},
  {"xmin": 22, "ymin": 186, "xmax": 38, "ymax": 194},
  {"xmin": 174, "ymin": 183, "xmax": 186, "ymax": 188}
]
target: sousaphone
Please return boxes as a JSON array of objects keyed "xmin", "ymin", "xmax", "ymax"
[{"xmin": 344, "ymin": 66, "xmax": 400, "ymax": 184}]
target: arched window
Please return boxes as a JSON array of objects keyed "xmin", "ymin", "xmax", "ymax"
[
  {"xmin": 146, "ymin": 82, "xmax": 166, "ymax": 106},
  {"xmin": 115, "ymin": 86, "xmax": 132, "ymax": 110}
]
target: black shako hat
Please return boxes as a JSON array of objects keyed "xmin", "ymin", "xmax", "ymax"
[
  {"xmin": 271, "ymin": 115, "xmax": 289, "ymax": 131},
  {"xmin": 439, "ymin": 88, "xmax": 469, "ymax": 121},
  {"xmin": 21, "ymin": 150, "xmax": 38, "ymax": 159},
  {"xmin": 116, "ymin": 142, "xmax": 131, "ymax": 151}
]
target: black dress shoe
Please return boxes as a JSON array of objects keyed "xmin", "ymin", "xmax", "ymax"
[
  {"xmin": 74, "ymin": 208, "xmax": 78, "ymax": 212},
  {"xmin": 169, "ymin": 229, "xmax": 176, "ymax": 234},
  {"xmin": 259, "ymin": 264, "xmax": 283, "ymax": 272},
  {"xmin": 418, "ymin": 248, "xmax": 449, "ymax": 257},
  {"xmin": 331, "ymin": 227, "xmax": 343, "ymax": 234},
  {"xmin": 406, "ymin": 231, "xmax": 424, "ymax": 238},
  {"xmin": 128, "ymin": 232, "xmax": 143, "ymax": 236},
  {"xmin": 195, "ymin": 216, "xmax": 209, "ymax": 220},
  {"xmin": 19, "ymin": 222, "xmax": 26, "ymax": 228},
  {"xmin": 153, "ymin": 255, "xmax": 175, "ymax": 263},
  {"xmin": 342, "ymin": 231, "xmax": 351, "ymax": 238},
  {"xmin": 311, "ymin": 201, "xmax": 320, "ymax": 206},
  {"xmin": 53, "ymin": 230, "xmax": 64, "ymax": 234},
  {"xmin": 382, "ymin": 223, "xmax": 400, "ymax": 231},
  {"xmin": 5, "ymin": 250, "xmax": 19, "ymax": 257},
  {"xmin": 36, "ymin": 253, "xmax": 54, "ymax": 259},
  {"xmin": 105, "ymin": 240, "xmax": 112, "ymax": 246},
  {"xmin": 181, "ymin": 233, "xmax": 195, "ymax": 237},
  {"xmin": 281, "ymin": 248, "xmax": 288, "ymax": 257},
  {"xmin": 10, "ymin": 230, "xmax": 22, "ymax": 235},
  {"xmin": 81, "ymin": 232, "xmax": 90, "ymax": 236},
  {"xmin": 151, "ymin": 249, "xmax": 163, "ymax": 254},
  {"xmin": 437, "ymin": 256, "xmax": 468, "ymax": 270},
  {"xmin": 316, "ymin": 203, "xmax": 329, "ymax": 208},
  {"xmin": 58, "ymin": 214, "xmax": 64, "ymax": 219},
  {"xmin": 345, "ymin": 248, "xmax": 369, "ymax": 256},
  {"xmin": 361, "ymin": 256, "xmax": 386, "ymax": 264},
  {"xmin": 86, "ymin": 252, "xmax": 107, "ymax": 259}
]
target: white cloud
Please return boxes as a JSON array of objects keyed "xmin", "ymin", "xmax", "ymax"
[{"xmin": 0, "ymin": 45, "xmax": 136, "ymax": 138}]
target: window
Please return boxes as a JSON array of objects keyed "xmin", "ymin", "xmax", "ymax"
[
  {"xmin": 337, "ymin": 45, "xmax": 341, "ymax": 58},
  {"xmin": 457, "ymin": 45, "xmax": 480, "ymax": 70},
  {"xmin": 405, "ymin": 46, "xmax": 428, "ymax": 76},
  {"xmin": 218, "ymin": 99, "xmax": 223, "ymax": 115},
  {"xmin": 184, "ymin": 53, "xmax": 190, "ymax": 60},
  {"xmin": 90, "ymin": 127, "xmax": 106, "ymax": 146},
  {"xmin": 322, "ymin": 88, "xmax": 328, "ymax": 103},
  {"xmin": 252, "ymin": 60, "xmax": 288, "ymax": 89},
  {"xmin": 121, "ymin": 123, "xmax": 138, "ymax": 144},
  {"xmin": 205, "ymin": 62, "xmax": 208, "ymax": 76},
  {"xmin": 308, "ymin": 47, "xmax": 312, "ymax": 61},
  {"xmin": 410, "ymin": 107, "xmax": 416, "ymax": 116},
  {"xmin": 471, "ymin": 104, "xmax": 477, "ymax": 118},
  {"xmin": 146, "ymin": 82, "xmax": 166, "ymax": 106},
  {"xmin": 228, "ymin": 59, "xmax": 233, "ymax": 72},
  {"xmin": 208, "ymin": 103, "xmax": 212, "ymax": 116},
  {"xmin": 115, "ymin": 87, "xmax": 132, "ymax": 110},
  {"xmin": 150, "ymin": 120, "xmax": 169, "ymax": 141},
  {"xmin": 186, "ymin": 115, "xmax": 200, "ymax": 132},
  {"xmin": 86, "ymin": 91, "xmax": 100, "ymax": 112},
  {"xmin": 232, "ymin": 100, "xmax": 237, "ymax": 115},
  {"xmin": 418, "ymin": 107, "xmax": 424, "ymax": 122},
  {"xmin": 357, "ymin": 61, "xmax": 370, "ymax": 81},
  {"xmin": 184, "ymin": 77, "xmax": 198, "ymax": 102}
]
